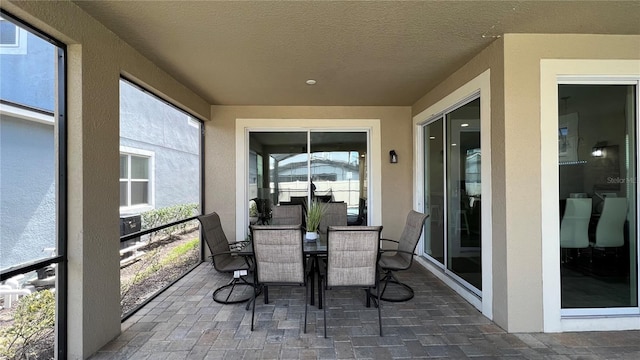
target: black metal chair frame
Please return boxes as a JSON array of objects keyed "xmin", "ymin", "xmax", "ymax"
[
  {"xmin": 198, "ymin": 213, "xmax": 255, "ymax": 304},
  {"xmin": 378, "ymin": 211, "xmax": 429, "ymax": 302}
]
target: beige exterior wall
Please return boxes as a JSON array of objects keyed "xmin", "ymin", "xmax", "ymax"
[
  {"xmin": 412, "ymin": 34, "xmax": 640, "ymax": 333},
  {"xmin": 206, "ymin": 106, "xmax": 413, "ymax": 242},
  {"xmin": 2, "ymin": 1, "xmax": 210, "ymax": 358},
  {"xmin": 503, "ymin": 34, "xmax": 640, "ymax": 332}
]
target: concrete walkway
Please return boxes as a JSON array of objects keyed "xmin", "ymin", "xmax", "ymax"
[{"xmin": 90, "ymin": 262, "xmax": 640, "ymax": 359}]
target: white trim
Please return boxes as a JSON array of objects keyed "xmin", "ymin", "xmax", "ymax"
[
  {"xmin": 540, "ymin": 59, "xmax": 640, "ymax": 332},
  {"xmin": 235, "ymin": 118, "xmax": 382, "ymax": 238},
  {"xmin": 0, "ymin": 102, "xmax": 54, "ymax": 125},
  {"xmin": 413, "ymin": 69, "xmax": 492, "ymax": 319},
  {"xmin": 119, "ymin": 146, "xmax": 156, "ymax": 214}
]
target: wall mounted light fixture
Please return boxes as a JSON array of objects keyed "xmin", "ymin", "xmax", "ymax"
[
  {"xmin": 389, "ymin": 150, "xmax": 398, "ymax": 163},
  {"xmin": 592, "ymin": 141, "xmax": 607, "ymax": 157}
]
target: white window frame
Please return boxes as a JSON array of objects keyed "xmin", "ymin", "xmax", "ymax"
[
  {"xmin": 120, "ymin": 146, "xmax": 155, "ymax": 213},
  {"xmin": 413, "ymin": 69, "xmax": 493, "ymax": 319},
  {"xmin": 541, "ymin": 59, "xmax": 640, "ymax": 332},
  {"xmin": 0, "ymin": 17, "xmax": 28, "ymax": 55}
]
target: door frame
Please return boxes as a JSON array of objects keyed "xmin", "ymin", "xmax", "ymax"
[
  {"xmin": 413, "ymin": 69, "xmax": 493, "ymax": 319},
  {"xmin": 541, "ymin": 59, "xmax": 640, "ymax": 332},
  {"xmin": 235, "ymin": 118, "xmax": 382, "ymax": 238}
]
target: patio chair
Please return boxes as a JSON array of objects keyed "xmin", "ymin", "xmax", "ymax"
[
  {"xmin": 271, "ymin": 204, "xmax": 303, "ymax": 226},
  {"xmin": 591, "ymin": 197, "xmax": 627, "ymax": 260},
  {"xmin": 560, "ymin": 198, "xmax": 592, "ymax": 263},
  {"xmin": 378, "ymin": 210, "xmax": 429, "ymax": 302},
  {"xmin": 318, "ymin": 202, "xmax": 347, "ymax": 237},
  {"xmin": 323, "ymin": 225, "xmax": 383, "ymax": 337},
  {"xmin": 250, "ymin": 224, "xmax": 308, "ymax": 332},
  {"xmin": 197, "ymin": 212, "xmax": 254, "ymax": 304}
]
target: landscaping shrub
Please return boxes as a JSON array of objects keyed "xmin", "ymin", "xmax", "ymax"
[{"xmin": 0, "ymin": 290, "xmax": 55, "ymax": 360}]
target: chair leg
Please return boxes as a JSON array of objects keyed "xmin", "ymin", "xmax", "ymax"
[
  {"xmin": 378, "ymin": 269, "xmax": 414, "ymax": 302},
  {"xmin": 251, "ymin": 281, "xmax": 257, "ymax": 331},
  {"xmin": 213, "ymin": 275, "xmax": 254, "ymax": 304},
  {"xmin": 303, "ymin": 283, "xmax": 308, "ymax": 334},
  {"xmin": 323, "ymin": 283, "xmax": 327, "ymax": 338},
  {"xmin": 375, "ymin": 284, "xmax": 382, "ymax": 337}
]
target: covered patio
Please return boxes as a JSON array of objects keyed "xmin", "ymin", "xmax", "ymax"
[{"xmin": 91, "ymin": 263, "xmax": 640, "ymax": 359}]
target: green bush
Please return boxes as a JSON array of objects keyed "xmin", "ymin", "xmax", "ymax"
[
  {"xmin": 0, "ymin": 290, "xmax": 55, "ymax": 360},
  {"xmin": 140, "ymin": 203, "xmax": 198, "ymax": 238}
]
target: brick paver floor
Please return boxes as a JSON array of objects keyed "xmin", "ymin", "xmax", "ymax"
[{"xmin": 90, "ymin": 262, "xmax": 640, "ymax": 359}]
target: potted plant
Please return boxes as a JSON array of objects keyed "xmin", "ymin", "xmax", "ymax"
[
  {"xmin": 249, "ymin": 200, "xmax": 259, "ymax": 224},
  {"xmin": 305, "ymin": 199, "xmax": 327, "ymax": 241}
]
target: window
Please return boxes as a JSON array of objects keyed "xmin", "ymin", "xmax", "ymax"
[
  {"xmin": 0, "ymin": 17, "xmax": 17, "ymax": 45},
  {"xmin": 0, "ymin": 11, "xmax": 66, "ymax": 359},
  {"xmin": 0, "ymin": 16, "xmax": 27, "ymax": 54},
  {"xmin": 119, "ymin": 150, "xmax": 153, "ymax": 209},
  {"xmin": 119, "ymin": 78, "xmax": 202, "ymax": 318}
]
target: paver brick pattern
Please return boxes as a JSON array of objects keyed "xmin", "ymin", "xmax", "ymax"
[{"xmin": 90, "ymin": 262, "xmax": 640, "ymax": 359}]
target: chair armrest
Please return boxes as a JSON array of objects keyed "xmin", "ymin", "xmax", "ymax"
[
  {"xmin": 380, "ymin": 249, "xmax": 415, "ymax": 256},
  {"xmin": 209, "ymin": 250, "xmax": 253, "ymax": 268},
  {"xmin": 380, "ymin": 238, "xmax": 399, "ymax": 251},
  {"xmin": 210, "ymin": 250, "xmax": 235, "ymax": 257}
]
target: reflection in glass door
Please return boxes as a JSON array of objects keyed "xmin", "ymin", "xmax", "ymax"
[
  {"xmin": 446, "ymin": 99, "xmax": 481, "ymax": 290},
  {"xmin": 248, "ymin": 131, "xmax": 368, "ymax": 226},
  {"xmin": 310, "ymin": 132, "xmax": 368, "ymax": 225},
  {"xmin": 559, "ymin": 84, "xmax": 638, "ymax": 310},
  {"xmin": 423, "ymin": 97, "xmax": 482, "ymax": 292},
  {"xmin": 424, "ymin": 120, "xmax": 445, "ymax": 264}
]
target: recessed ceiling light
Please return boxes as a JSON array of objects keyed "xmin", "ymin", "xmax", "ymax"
[
  {"xmin": 451, "ymin": 143, "xmax": 457, "ymax": 146},
  {"xmin": 306, "ymin": 79, "xmax": 317, "ymax": 85},
  {"xmin": 461, "ymin": 123, "xmax": 469, "ymax": 127},
  {"xmin": 429, "ymin": 136, "xmax": 436, "ymax": 140}
]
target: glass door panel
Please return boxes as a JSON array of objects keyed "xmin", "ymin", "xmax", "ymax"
[
  {"xmin": 559, "ymin": 84, "xmax": 637, "ymax": 309},
  {"xmin": 248, "ymin": 130, "xmax": 369, "ymax": 227},
  {"xmin": 424, "ymin": 119, "xmax": 445, "ymax": 264},
  {"xmin": 310, "ymin": 132, "xmax": 368, "ymax": 225},
  {"xmin": 249, "ymin": 131, "xmax": 308, "ymax": 224},
  {"xmin": 445, "ymin": 98, "xmax": 482, "ymax": 290},
  {"xmin": 422, "ymin": 97, "xmax": 482, "ymax": 292}
]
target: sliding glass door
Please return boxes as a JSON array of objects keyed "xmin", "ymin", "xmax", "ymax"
[
  {"xmin": 248, "ymin": 130, "xmax": 368, "ymax": 226},
  {"xmin": 423, "ymin": 97, "xmax": 482, "ymax": 292},
  {"xmin": 559, "ymin": 83, "xmax": 638, "ymax": 311}
]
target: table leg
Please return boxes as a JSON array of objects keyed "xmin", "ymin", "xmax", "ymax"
[
  {"xmin": 308, "ymin": 257, "xmax": 316, "ymax": 306},
  {"xmin": 316, "ymin": 257, "xmax": 323, "ymax": 309}
]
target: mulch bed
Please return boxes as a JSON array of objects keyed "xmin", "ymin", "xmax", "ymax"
[{"xmin": 0, "ymin": 228, "xmax": 200, "ymax": 359}]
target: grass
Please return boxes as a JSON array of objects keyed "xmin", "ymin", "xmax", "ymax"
[{"xmin": 130, "ymin": 237, "xmax": 199, "ymax": 285}]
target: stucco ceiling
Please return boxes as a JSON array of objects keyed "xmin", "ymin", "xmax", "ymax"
[{"xmin": 73, "ymin": 1, "xmax": 640, "ymax": 106}]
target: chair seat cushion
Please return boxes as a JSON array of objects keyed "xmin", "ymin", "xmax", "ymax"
[
  {"xmin": 216, "ymin": 255, "xmax": 250, "ymax": 273},
  {"xmin": 378, "ymin": 254, "xmax": 409, "ymax": 271}
]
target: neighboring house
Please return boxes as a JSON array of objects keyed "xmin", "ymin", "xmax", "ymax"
[
  {"xmin": 118, "ymin": 80, "xmax": 200, "ymax": 220},
  {"xmin": 0, "ymin": 18, "xmax": 57, "ymax": 270},
  {"xmin": 0, "ymin": 17, "xmax": 200, "ymax": 270}
]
